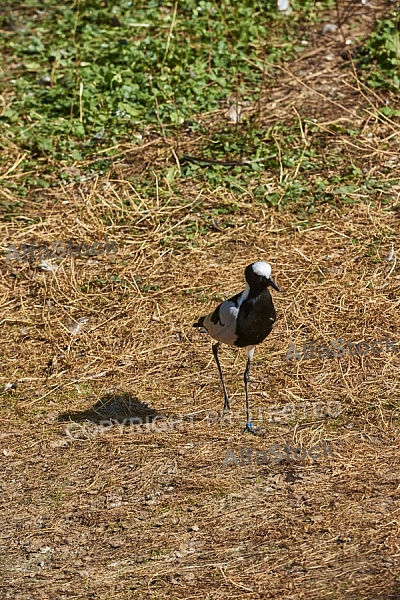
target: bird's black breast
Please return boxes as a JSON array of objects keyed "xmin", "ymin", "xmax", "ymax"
[{"xmin": 234, "ymin": 288, "xmax": 276, "ymax": 347}]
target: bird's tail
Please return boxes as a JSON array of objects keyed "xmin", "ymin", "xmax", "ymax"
[{"xmin": 193, "ymin": 316, "xmax": 205, "ymax": 329}]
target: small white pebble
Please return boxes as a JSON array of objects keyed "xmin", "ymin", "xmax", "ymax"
[
  {"xmin": 386, "ymin": 249, "xmax": 396, "ymax": 262},
  {"xmin": 277, "ymin": 0, "xmax": 290, "ymax": 10},
  {"xmin": 322, "ymin": 23, "xmax": 338, "ymax": 35},
  {"xmin": 3, "ymin": 383, "xmax": 17, "ymax": 392},
  {"xmin": 225, "ymin": 104, "xmax": 242, "ymax": 124},
  {"xmin": 40, "ymin": 260, "xmax": 59, "ymax": 272}
]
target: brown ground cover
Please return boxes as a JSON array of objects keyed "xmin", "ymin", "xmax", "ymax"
[{"xmin": 1, "ymin": 1, "xmax": 400, "ymax": 598}]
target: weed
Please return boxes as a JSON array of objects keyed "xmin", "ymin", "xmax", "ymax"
[
  {"xmin": 357, "ymin": 9, "xmax": 400, "ymax": 91},
  {"xmin": 1, "ymin": 1, "xmax": 313, "ymax": 177}
]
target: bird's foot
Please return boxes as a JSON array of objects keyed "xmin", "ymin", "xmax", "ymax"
[{"xmin": 243, "ymin": 422, "xmax": 265, "ymax": 437}]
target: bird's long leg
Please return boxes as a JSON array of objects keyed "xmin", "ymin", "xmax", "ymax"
[
  {"xmin": 212, "ymin": 343, "xmax": 230, "ymax": 412},
  {"xmin": 244, "ymin": 346, "xmax": 255, "ymax": 432}
]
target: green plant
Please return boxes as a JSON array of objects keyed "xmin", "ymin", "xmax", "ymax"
[
  {"xmin": 1, "ymin": 0, "xmax": 334, "ymax": 191},
  {"xmin": 358, "ymin": 10, "xmax": 400, "ymax": 90}
]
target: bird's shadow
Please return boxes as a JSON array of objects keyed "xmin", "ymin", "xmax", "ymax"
[{"xmin": 58, "ymin": 391, "xmax": 163, "ymax": 426}]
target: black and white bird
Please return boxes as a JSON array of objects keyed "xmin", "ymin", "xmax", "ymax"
[{"xmin": 193, "ymin": 261, "xmax": 280, "ymax": 433}]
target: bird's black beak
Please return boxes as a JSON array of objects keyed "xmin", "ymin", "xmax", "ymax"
[{"xmin": 268, "ymin": 277, "xmax": 280, "ymax": 292}]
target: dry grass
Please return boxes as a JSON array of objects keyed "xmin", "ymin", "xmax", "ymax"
[
  {"xmin": 1, "ymin": 189, "xmax": 400, "ymax": 599},
  {"xmin": 1, "ymin": 2, "xmax": 400, "ymax": 599}
]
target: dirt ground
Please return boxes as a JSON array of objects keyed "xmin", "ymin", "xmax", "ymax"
[{"xmin": 1, "ymin": 1, "xmax": 400, "ymax": 599}]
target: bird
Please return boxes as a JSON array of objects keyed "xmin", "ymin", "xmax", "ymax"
[{"xmin": 193, "ymin": 261, "xmax": 280, "ymax": 433}]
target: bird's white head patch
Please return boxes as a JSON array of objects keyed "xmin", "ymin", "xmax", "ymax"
[{"xmin": 251, "ymin": 261, "xmax": 272, "ymax": 279}]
